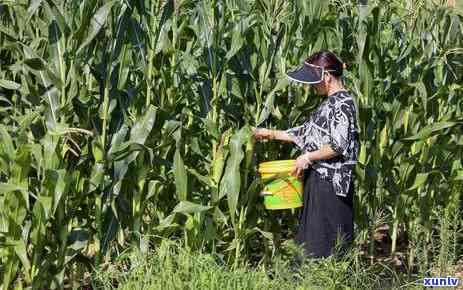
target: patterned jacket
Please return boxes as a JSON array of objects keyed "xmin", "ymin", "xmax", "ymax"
[{"xmin": 286, "ymin": 90, "xmax": 360, "ymax": 197}]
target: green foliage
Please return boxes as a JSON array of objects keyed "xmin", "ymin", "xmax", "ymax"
[
  {"xmin": 93, "ymin": 239, "xmax": 411, "ymax": 290},
  {"xmin": 0, "ymin": 0, "xmax": 462, "ymax": 288}
]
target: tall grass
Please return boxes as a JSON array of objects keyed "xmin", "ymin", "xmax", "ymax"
[
  {"xmin": 93, "ymin": 239, "xmax": 407, "ymax": 290},
  {"xmin": 95, "ymin": 207, "xmax": 462, "ymax": 289},
  {"xmin": 0, "ymin": 0, "xmax": 462, "ymax": 288}
]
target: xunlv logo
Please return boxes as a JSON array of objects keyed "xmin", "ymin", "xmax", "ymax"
[{"xmin": 423, "ymin": 276, "xmax": 460, "ymax": 287}]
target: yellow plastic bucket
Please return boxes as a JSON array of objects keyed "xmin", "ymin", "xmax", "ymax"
[{"xmin": 258, "ymin": 160, "xmax": 303, "ymax": 210}]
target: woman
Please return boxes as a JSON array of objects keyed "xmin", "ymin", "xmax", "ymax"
[{"xmin": 253, "ymin": 50, "xmax": 360, "ymax": 259}]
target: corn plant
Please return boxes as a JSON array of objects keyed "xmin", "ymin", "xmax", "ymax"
[{"xmin": 0, "ymin": 0, "xmax": 462, "ymax": 288}]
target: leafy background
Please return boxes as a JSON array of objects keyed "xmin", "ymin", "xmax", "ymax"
[{"xmin": 0, "ymin": 0, "xmax": 462, "ymax": 288}]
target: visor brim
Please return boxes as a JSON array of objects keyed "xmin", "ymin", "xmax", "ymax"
[{"xmin": 286, "ymin": 64, "xmax": 323, "ymax": 84}]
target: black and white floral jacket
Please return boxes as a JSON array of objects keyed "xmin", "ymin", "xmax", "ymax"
[{"xmin": 286, "ymin": 90, "xmax": 360, "ymax": 197}]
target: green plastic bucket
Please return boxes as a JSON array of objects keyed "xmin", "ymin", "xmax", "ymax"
[{"xmin": 258, "ymin": 160, "xmax": 303, "ymax": 210}]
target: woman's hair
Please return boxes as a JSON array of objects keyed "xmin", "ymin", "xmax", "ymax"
[{"xmin": 305, "ymin": 50, "xmax": 345, "ymax": 77}]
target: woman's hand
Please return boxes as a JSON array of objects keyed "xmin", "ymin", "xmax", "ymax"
[
  {"xmin": 252, "ymin": 127, "xmax": 273, "ymax": 141},
  {"xmin": 291, "ymin": 152, "xmax": 313, "ymax": 178}
]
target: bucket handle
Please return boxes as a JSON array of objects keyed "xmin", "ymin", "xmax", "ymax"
[{"xmin": 259, "ymin": 191, "xmax": 273, "ymax": 197}]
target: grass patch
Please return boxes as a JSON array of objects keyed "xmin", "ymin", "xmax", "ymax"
[
  {"xmin": 93, "ymin": 206, "xmax": 462, "ymax": 290},
  {"xmin": 93, "ymin": 240, "xmax": 423, "ymax": 290}
]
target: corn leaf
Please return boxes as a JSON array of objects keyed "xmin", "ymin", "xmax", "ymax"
[
  {"xmin": 173, "ymin": 201, "xmax": 212, "ymax": 214},
  {"xmin": 173, "ymin": 149, "xmax": 188, "ymax": 201}
]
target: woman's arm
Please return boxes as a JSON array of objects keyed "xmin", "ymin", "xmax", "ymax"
[
  {"xmin": 305, "ymin": 144, "xmax": 340, "ymax": 161},
  {"xmin": 271, "ymin": 130, "xmax": 295, "ymax": 143},
  {"xmin": 252, "ymin": 128, "xmax": 295, "ymax": 143},
  {"xmin": 291, "ymin": 144, "xmax": 340, "ymax": 177}
]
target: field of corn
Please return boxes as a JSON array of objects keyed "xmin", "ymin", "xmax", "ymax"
[{"xmin": 0, "ymin": 0, "xmax": 462, "ymax": 288}]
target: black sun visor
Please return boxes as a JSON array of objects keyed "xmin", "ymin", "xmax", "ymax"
[{"xmin": 286, "ymin": 61, "xmax": 335, "ymax": 84}]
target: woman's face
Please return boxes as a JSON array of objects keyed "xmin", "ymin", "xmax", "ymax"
[
  {"xmin": 313, "ymin": 73, "xmax": 333, "ymax": 96},
  {"xmin": 312, "ymin": 73, "xmax": 329, "ymax": 95},
  {"xmin": 313, "ymin": 82, "xmax": 325, "ymax": 95}
]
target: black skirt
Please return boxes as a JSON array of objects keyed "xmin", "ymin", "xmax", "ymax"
[{"xmin": 295, "ymin": 168, "xmax": 354, "ymax": 259}]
